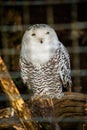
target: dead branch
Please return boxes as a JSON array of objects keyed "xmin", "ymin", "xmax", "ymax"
[
  {"xmin": 0, "ymin": 56, "xmax": 38, "ymax": 130},
  {"xmin": 0, "ymin": 92, "xmax": 87, "ymax": 130}
]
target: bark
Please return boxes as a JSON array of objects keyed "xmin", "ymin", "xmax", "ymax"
[
  {"xmin": 53, "ymin": 92, "xmax": 87, "ymax": 130},
  {"xmin": 29, "ymin": 92, "xmax": 87, "ymax": 130},
  {"xmin": 0, "ymin": 56, "xmax": 38, "ymax": 130},
  {"xmin": 0, "ymin": 92, "xmax": 87, "ymax": 130}
]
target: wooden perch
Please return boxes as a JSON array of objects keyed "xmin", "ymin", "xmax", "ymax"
[
  {"xmin": 0, "ymin": 93, "xmax": 87, "ymax": 130},
  {"xmin": 0, "ymin": 107, "xmax": 26, "ymax": 129},
  {"xmin": 28, "ymin": 92, "xmax": 87, "ymax": 130},
  {"xmin": 0, "ymin": 57, "xmax": 38, "ymax": 130},
  {"xmin": 53, "ymin": 92, "xmax": 87, "ymax": 130}
]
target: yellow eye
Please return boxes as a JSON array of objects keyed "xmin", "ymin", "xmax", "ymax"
[
  {"xmin": 46, "ymin": 32, "xmax": 49, "ymax": 34},
  {"xmin": 32, "ymin": 33, "xmax": 36, "ymax": 36}
]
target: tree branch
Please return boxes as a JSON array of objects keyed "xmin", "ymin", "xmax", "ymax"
[{"xmin": 0, "ymin": 56, "xmax": 38, "ymax": 130}]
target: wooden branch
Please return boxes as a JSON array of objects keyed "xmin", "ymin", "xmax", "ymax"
[
  {"xmin": 28, "ymin": 92, "xmax": 87, "ymax": 130},
  {"xmin": 53, "ymin": 92, "xmax": 87, "ymax": 119},
  {"xmin": 0, "ymin": 57, "xmax": 38, "ymax": 130},
  {"xmin": 0, "ymin": 92, "xmax": 87, "ymax": 130},
  {"xmin": 0, "ymin": 107, "xmax": 24, "ymax": 129},
  {"xmin": 53, "ymin": 92, "xmax": 87, "ymax": 130}
]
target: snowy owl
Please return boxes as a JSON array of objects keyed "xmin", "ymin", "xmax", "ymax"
[{"xmin": 20, "ymin": 24, "xmax": 72, "ymax": 99}]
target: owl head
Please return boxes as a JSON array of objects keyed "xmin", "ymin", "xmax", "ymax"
[{"xmin": 21, "ymin": 24, "xmax": 60, "ymax": 66}]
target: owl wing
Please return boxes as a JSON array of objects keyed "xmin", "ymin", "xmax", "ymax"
[
  {"xmin": 59, "ymin": 43, "xmax": 72, "ymax": 92},
  {"xmin": 19, "ymin": 56, "xmax": 31, "ymax": 89}
]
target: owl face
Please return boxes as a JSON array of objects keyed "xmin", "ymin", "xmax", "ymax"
[
  {"xmin": 23, "ymin": 24, "xmax": 59, "ymax": 45},
  {"xmin": 21, "ymin": 24, "xmax": 60, "ymax": 66}
]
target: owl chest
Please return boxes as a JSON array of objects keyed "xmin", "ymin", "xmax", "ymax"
[{"xmin": 28, "ymin": 62, "xmax": 60, "ymax": 87}]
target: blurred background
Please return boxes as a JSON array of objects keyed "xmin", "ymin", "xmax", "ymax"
[{"xmin": 0, "ymin": 0, "xmax": 87, "ymax": 98}]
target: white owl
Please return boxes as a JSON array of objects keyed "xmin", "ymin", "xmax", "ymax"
[{"xmin": 20, "ymin": 24, "xmax": 72, "ymax": 99}]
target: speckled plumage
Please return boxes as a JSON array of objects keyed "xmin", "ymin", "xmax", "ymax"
[{"xmin": 20, "ymin": 24, "xmax": 72, "ymax": 99}]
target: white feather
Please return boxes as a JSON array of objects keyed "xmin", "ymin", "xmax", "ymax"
[{"xmin": 21, "ymin": 25, "xmax": 59, "ymax": 66}]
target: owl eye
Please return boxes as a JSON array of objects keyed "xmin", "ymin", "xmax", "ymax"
[
  {"xmin": 32, "ymin": 33, "xmax": 36, "ymax": 36},
  {"xmin": 46, "ymin": 32, "xmax": 50, "ymax": 34}
]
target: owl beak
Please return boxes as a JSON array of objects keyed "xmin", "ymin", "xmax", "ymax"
[{"xmin": 40, "ymin": 39, "xmax": 43, "ymax": 44}]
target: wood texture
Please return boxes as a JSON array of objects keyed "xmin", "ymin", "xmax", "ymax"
[
  {"xmin": 53, "ymin": 92, "xmax": 87, "ymax": 130},
  {"xmin": 0, "ymin": 92, "xmax": 87, "ymax": 130},
  {"xmin": 0, "ymin": 56, "xmax": 38, "ymax": 130}
]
